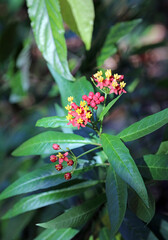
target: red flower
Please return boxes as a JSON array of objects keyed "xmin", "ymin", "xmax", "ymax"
[{"xmin": 64, "ymin": 172, "xmax": 72, "ymax": 180}]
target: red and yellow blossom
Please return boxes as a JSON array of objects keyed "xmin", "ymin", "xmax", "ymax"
[{"xmin": 92, "ymin": 69, "xmax": 127, "ymax": 95}]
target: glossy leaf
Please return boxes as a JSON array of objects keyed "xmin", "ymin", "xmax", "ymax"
[
  {"xmin": 128, "ymin": 190, "xmax": 155, "ymax": 223},
  {"xmin": 120, "ymin": 210, "xmax": 158, "ymax": 240},
  {"xmin": 34, "ymin": 228, "xmax": 79, "ymax": 240},
  {"xmin": 12, "ymin": 131, "xmax": 98, "ymax": 156},
  {"xmin": 2, "ymin": 180, "xmax": 100, "ymax": 219},
  {"xmin": 118, "ymin": 108, "xmax": 168, "ymax": 142},
  {"xmin": 59, "ymin": 0, "xmax": 94, "ymax": 50},
  {"xmin": 97, "ymin": 19, "xmax": 141, "ymax": 66},
  {"xmin": 157, "ymin": 141, "xmax": 168, "ymax": 155},
  {"xmin": 137, "ymin": 154, "xmax": 168, "ymax": 180},
  {"xmin": 99, "ymin": 95, "xmax": 122, "ymax": 121},
  {"xmin": 106, "ymin": 166, "xmax": 127, "ymax": 237},
  {"xmin": 36, "ymin": 116, "xmax": 72, "ymax": 129},
  {"xmin": 37, "ymin": 193, "xmax": 106, "ymax": 229},
  {"xmin": 26, "ymin": 0, "xmax": 73, "ymax": 80},
  {"xmin": 101, "ymin": 134, "xmax": 148, "ymax": 207},
  {"xmin": 49, "ymin": 64, "xmax": 94, "ymax": 107},
  {"xmin": 0, "ymin": 162, "xmax": 98, "ymax": 200}
]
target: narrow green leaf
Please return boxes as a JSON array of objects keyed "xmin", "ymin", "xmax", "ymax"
[
  {"xmin": 106, "ymin": 166, "xmax": 127, "ymax": 237},
  {"xmin": 49, "ymin": 65, "xmax": 94, "ymax": 107},
  {"xmin": 97, "ymin": 19, "xmax": 141, "ymax": 66},
  {"xmin": 157, "ymin": 141, "xmax": 168, "ymax": 155},
  {"xmin": 120, "ymin": 210, "xmax": 158, "ymax": 240},
  {"xmin": 99, "ymin": 95, "xmax": 122, "ymax": 121},
  {"xmin": 118, "ymin": 108, "xmax": 168, "ymax": 142},
  {"xmin": 37, "ymin": 193, "xmax": 106, "ymax": 229},
  {"xmin": 0, "ymin": 162, "xmax": 98, "ymax": 200},
  {"xmin": 26, "ymin": 0, "xmax": 73, "ymax": 80},
  {"xmin": 36, "ymin": 116, "xmax": 71, "ymax": 129},
  {"xmin": 101, "ymin": 134, "xmax": 149, "ymax": 207},
  {"xmin": 59, "ymin": 0, "xmax": 94, "ymax": 50},
  {"xmin": 137, "ymin": 154, "xmax": 168, "ymax": 180},
  {"xmin": 34, "ymin": 228, "xmax": 79, "ymax": 240},
  {"xmin": 12, "ymin": 131, "xmax": 98, "ymax": 156},
  {"xmin": 2, "ymin": 180, "xmax": 100, "ymax": 219},
  {"xmin": 128, "ymin": 190, "xmax": 155, "ymax": 223},
  {"xmin": 99, "ymin": 227, "xmax": 110, "ymax": 240}
]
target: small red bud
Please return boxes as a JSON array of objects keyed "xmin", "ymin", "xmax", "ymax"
[
  {"xmin": 95, "ymin": 92, "xmax": 101, "ymax": 98},
  {"xmin": 89, "ymin": 92, "xmax": 94, "ymax": 97},
  {"xmin": 93, "ymin": 95, "xmax": 98, "ymax": 101},
  {"xmin": 67, "ymin": 159, "xmax": 74, "ymax": 166},
  {"xmin": 94, "ymin": 106, "xmax": 98, "ymax": 110},
  {"xmin": 90, "ymin": 101, "xmax": 96, "ymax": 108},
  {"xmin": 64, "ymin": 172, "xmax": 71, "ymax": 180},
  {"xmin": 99, "ymin": 96, "xmax": 105, "ymax": 102},
  {"xmin": 82, "ymin": 95, "xmax": 88, "ymax": 101},
  {"xmin": 55, "ymin": 164, "xmax": 63, "ymax": 171},
  {"xmin": 50, "ymin": 155, "xmax": 57, "ymax": 162},
  {"xmin": 52, "ymin": 144, "xmax": 60, "ymax": 150}
]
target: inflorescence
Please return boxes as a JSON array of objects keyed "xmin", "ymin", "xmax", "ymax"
[
  {"xmin": 50, "ymin": 144, "xmax": 74, "ymax": 180},
  {"xmin": 92, "ymin": 69, "xmax": 126, "ymax": 95},
  {"xmin": 65, "ymin": 92, "xmax": 104, "ymax": 129}
]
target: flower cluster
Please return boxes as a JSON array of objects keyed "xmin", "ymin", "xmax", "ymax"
[
  {"xmin": 82, "ymin": 92, "xmax": 105, "ymax": 110},
  {"xmin": 92, "ymin": 69, "xmax": 126, "ymax": 95},
  {"xmin": 50, "ymin": 144, "xmax": 73, "ymax": 180}
]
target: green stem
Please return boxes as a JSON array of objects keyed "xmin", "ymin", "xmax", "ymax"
[
  {"xmin": 99, "ymin": 93, "xmax": 107, "ymax": 134},
  {"xmin": 77, "ymin": 146, "xmax": 102, "ymax": 159}
]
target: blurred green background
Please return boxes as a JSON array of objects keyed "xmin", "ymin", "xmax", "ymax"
[{"xmin": 0, "ymin": 0, "xmax": 168, "ymax": 239}]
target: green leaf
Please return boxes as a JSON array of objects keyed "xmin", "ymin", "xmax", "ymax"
[
  {"xmin": 34, "ymin": 228, "xmax": 79, "ymax": 240},
  {"xmin": 59, "ymin": 0, "xmax": 94, "ymax": 50},
  {"xmin": 120, "ymin": 210, "xmax": 158, "ymax": 240},
  {"xmin": 12, "ymin": 131, "xmax": 98, "ymax": 156},
  {"xmin": 37, "ymin": 193, "xmax": 106, "ymax": 229},
  {"xmin": 128, "ymin": 190, "xmax": 155, "ymax": 223},
  {"xmin": 101, "ymin": 134, "xmax": 149, "ymax": 207},
  {"xmin": 0, "ymin": 162, "xmax": 98, "ymax": 200},
  {"xmin": 157, "ymin": 141, "xmax": 168, "ymax": 155},
  {"xmin": 99, "ymin": 227, "xmax": 110, "ymax": 240},
  {"xmin": 137, "ymin": 154, "xmax": 168, "ymax": 180},
  {"xmin": 26, "ymin": 0, "xmax": 73, "ymax": 80},
  {"xmin": 36, "ymin": 116, "xmax": 72, "ymax": 129},
  {"xmin": 118, "ymin": 108, "xmax": 168, "ymax": 142},
  {"xmin": 99, "ymin": 95, "xmax": 122, "ymax": 121},
  {"xmin": 97, "ymin": 19, "xmax": 141, "ymax": 66},
  {"xmin": 2, "ymin": 180, "xmax": 100, "ymax": 219},
  {"xmin": 106, "ymin": 166, "xmax": 127, "ymax": 237},
  {"xmin": 49, "ymin": 65, "xmax": 94, "ymax": 107}
]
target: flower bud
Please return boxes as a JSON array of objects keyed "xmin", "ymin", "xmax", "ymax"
[
  {"xmin": 82, "ymin": 95, "xmax": 88, "ymax": 101},
  {"xmin": 67, "ymin": 159, "xmax": 74, "ymax": 166},
  {"xmin": 64, "ymin": 172, "xmax": 72, "ymax": 180},
  {"xmin": 95, "ymin": 92, "xmax": 101, "ymax": 98},
  {"xmin": 99, "ymin": 96, "xmax": 105, "ymax": 102},
  {"xmin": 52, "ymin": 144, "xmax": 60, "ymax": 150},
  {"xmin": 50, "ymin": 155, "xmax": 57, "ymax": 162},
  {"xmin": 90, "ymin": 101, "xmax": 96, "ymax": 108},
  {"xmin": 55, "ymin": 164, "xmax": 63, "ymax": 171}
]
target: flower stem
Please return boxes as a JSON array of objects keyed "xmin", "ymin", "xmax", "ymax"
[
  {"xmin": 76, "ymin": 146, "xmax": 102, "ymax": 159},
  {"xmin": 99, "ymin": 93, "xmax": 107, "ymax": 134}
]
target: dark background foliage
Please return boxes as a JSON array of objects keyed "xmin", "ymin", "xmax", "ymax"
[{"xmin": 0, "ymin": 0, "xmax": 168, "ymax": 239}]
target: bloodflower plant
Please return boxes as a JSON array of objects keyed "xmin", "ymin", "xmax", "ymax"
[{"xmin": 49, "ymin": 69, "xmax": 127, "ymax": 180}]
